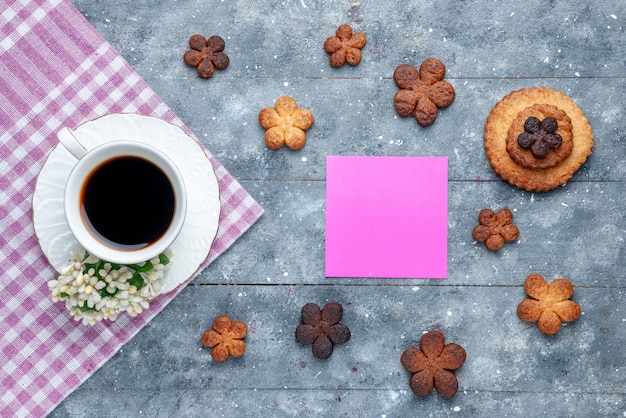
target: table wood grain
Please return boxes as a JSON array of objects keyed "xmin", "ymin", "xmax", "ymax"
[{"xmin": 53, "ymin": 1, "xmax": 625, "ymax": 416}]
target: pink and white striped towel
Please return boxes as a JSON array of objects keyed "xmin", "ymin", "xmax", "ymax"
[{"xmin": 0, "ymin": 1, "xmax": 263, "ymax": 416}]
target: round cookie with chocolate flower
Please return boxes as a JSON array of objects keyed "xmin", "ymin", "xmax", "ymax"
[{"xmin": 484, "ymin": 87, "xmax": 593, "ymax": 192}]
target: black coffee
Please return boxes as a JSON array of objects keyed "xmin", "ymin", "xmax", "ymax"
[{"xmin": 81, "ymin": 156, "xmax": 175, "ymax": 249}]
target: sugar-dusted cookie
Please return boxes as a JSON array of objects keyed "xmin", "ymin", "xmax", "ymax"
[
  {"xmin": 295, "ymin": 302, "xmax": 351, "ymax": 359},
  {"xmin": 324, "ymin": 24, "xmax": 366, "ymax": 67},
  {"xmin": 472, "ymin": 208, "xmax": 519, "ymax": 251},
  {"xmin": 201, "ymin": 315, "xmax": 247, "ymax": 362},
  {"xmin": 517, "ymin": 274, "xmax": 581, "ymax": 335},
  {"xmin": 484, "ymin": 87, "xmax": 593, "ymax": 192},
  {"xmin": 183, "ymin": 34, "xmax": 229, "ymax": 79},
  {"xmin": 400, "ymin": 330, "xmax": 466, "ymax": 398},
  {"xmin": 258, "ymin": 96, "xmax": 314, "ymax": 150},
  {"xmin": 393, "ymin": 58, "xmax": 455, "ymax": 127}
]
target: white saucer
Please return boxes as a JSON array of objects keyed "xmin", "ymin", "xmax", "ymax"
[{"xmin": 33, "ymin": 113, "xmax": 221, "ymax": 295}]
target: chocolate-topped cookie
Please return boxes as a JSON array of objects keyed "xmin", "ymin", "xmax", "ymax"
[
  {"xmin": 484, "ymin": 87, "xmax": 593, "ymax": 192},
  {"xmin": 505, "ymin": 104, "xmax": 574, "ymax": 169}
]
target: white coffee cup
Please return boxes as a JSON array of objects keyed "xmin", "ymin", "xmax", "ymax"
[{"xmin": 58, "ymin": 127, "xmax": 187, "ymax": 265}]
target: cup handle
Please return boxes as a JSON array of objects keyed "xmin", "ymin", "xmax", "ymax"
[{"xmin": 57, "ymin": 127, "xmax": 88, "ymax": 159}]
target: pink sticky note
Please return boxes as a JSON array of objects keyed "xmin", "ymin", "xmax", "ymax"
[{"xmin": 325, "ymin": 156, "xmax": 448, "ymax": 278}]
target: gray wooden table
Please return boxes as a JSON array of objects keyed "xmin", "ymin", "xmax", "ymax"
[{"xmin": 53, "ymin": 1, "xmax": 625, "ymax": 417}]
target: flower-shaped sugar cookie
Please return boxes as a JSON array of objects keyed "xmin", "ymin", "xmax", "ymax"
[
  {"xmin": 295, "ymin": 302, "xmax": 351, "ymax": 359},
  {"xmin": 472, "ymin": 208, "xmax": 519, "ymax": 251},
  {"xmin": 400, "ymin": 330, "xmax": 466, "ymax": 398},
  {"xmin": 393, "ymin": 58, "xmax": 455, "ymax": 126},
  {"xmin": 258, "ymin": 96, "xmax": 314, "ymax": 150},
  {"xmin": 183, "ymin": 34, "xmax": 230, "ymax": 79},
  {"xmin": 201, "ymin": 315, "xmax": 247, "ymax": 362},
  {"xmin": 517, "ymin": 274, "xmax": 581, "ymax": 335},
  {"xmin": 324, "ymin": 24, "xmax": 367, "ymax": 67}
]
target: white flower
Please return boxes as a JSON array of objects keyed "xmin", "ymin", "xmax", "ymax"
[{"xmin": 49, "ymin": 248, "xmax": 172, "ymax": 325}]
